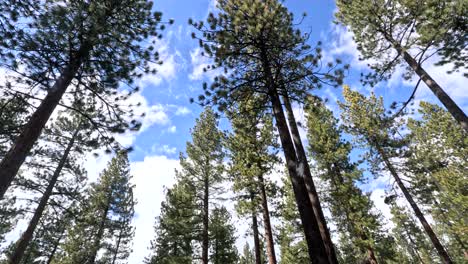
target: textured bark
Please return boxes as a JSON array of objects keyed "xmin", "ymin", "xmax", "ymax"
[
  {"xmin": 201, "ymin": 176, "xmax": 210, "ymax": 264},
  {"xmin": 0, "ymin": 44, "xmax": 90, "ymax": 199},
  {"xmin": 378, "ymin": 146, "xmax": 452, "ymax": 264},
  {"xmin": 388, "ymin": 38, "xmax": 468, "ymax": 132},
  {"xmin": 251, "ymin": 194, "xmax": 262, "ymax": 264},
  {"xmin": 259, "ymin": 44, "xmax": 329, "ymax": 263},
  {"xmin": 282, "ymin": 94, "xmax": 338, "ymax": 264},
  {"xmin": 258, "ymin": 174, "xmax": 277, "ymax": 264},
  {"xmin": 8, "ymin": 126, "xmax": 80, "ymax": 264}
]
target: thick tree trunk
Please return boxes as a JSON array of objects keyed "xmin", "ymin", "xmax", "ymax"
[
  {"xmin": 390, "ymin": 40, "xmax": 468, "ymax": 132},
  {"xmin": 251, "ymin": 193, "xmax": 262, "ymax": 264},
  {"xmin": 259, "ymin": 45, "xmax": 328, "ymax": 264},
  {"xmin": 8, "ymin": 126, "xmax": 80, "ymax": 264},
  {"xmin": 257, "ymin": 174, "xmax": 277, "ymax": 264},
  {"xmin": 87, "ymin": 196, "xmax": 111, "ymax": 264},
  {"xmin": 0, "ymin": 45, "xmax": 90, "ymax": 199},
  {"xmin": 377, "ymin": 146, "xmax": 452, "ymax": 264},
  {"xmin": 202, "ymin": 176, "xmax": 210, "ymax": 264},
  {"xmin": 282, "ymin": 94, "xmax": 338, "ymax": 264}
]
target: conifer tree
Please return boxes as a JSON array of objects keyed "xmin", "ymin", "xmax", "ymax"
[
  {"xmin": 145, "ymin": 177, "xmax": 198, "ymax": 264},
  {"xmin": 240, "ymin": 243, "xmax": 256, "ymax": 264},
  {"xmin": 56, "ymin": 152, "xmax": 135, "ymax": 264},
  {"xmin": 305, "ymin": 98, "xmax": 394, "ymax": 263},
  {"xmin": 190, "ymin": 1, "xmax": 346, "ymax": 261},
  {"xmin": 226, "ymin": 98, "xmax": 279, "ymax": 264},
  {"xmin": 339, "ymin": 86, "xmax": 452, "ymax": 263},
  {"xmin": 405, "ymin": 102, "xmax": 467, "ymax": 260},
  {"xmin": 335, "ymin": 0, "xmax": 468, "ymax": 131},
  {"xmin": 209, "ymin": 206, "xmax": 238, "ymax": 264},
  {"xmin": 0, "ymin": 0, "xmax": 169, "ymax": 197},
  {"xmin": 178, "ymin": 108, "xmax": 225, "ymax": 264}
]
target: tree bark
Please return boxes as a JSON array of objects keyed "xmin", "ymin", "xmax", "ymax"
[
  {"xmin": 111, "ymin": 229, "xmax": 123, "ymax": 264},
  {"xmin": 46, "ymin": 227, "xmax": 66, "ymax": 264},
  {"xmin": 282, "ymin": 94, "xmax": 338, "ymax": 264},
  {"xmin": 251, "ymin": 193, "xmax": 262, "ymax": 264},
  {"xmin": 390, "ymin": 40, "xmax": 468, "ymax": 132},
  {"xmin": 259, "ymin": 44, "xmax": 329, "ymax": 264},
  {"xmin": 0, "ymin": 44, "xmax": 91, "ymax": 199},
  {"xmin": 201, "ymin": 175, "xmax": 210, "ymax": 264},
  {"xmin": 257, "ymin": 174, "xmax": 277, "ymax": 264},
  {"xmin": 377, "ymin": 146, "xmax": 453, "ymax": 264},
  {"xmin": 8, "ymin": 125, "xmax": 80, "ymax": 264}
]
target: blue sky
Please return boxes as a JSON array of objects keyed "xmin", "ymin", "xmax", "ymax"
[{"xmin": 80, "ymin": 0, "xmax": 467, "ymax": 262}]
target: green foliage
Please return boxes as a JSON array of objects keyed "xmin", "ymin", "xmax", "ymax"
[
  {"xmin": 305, "ymin": 98, "xmax": 395, "ymax": 262},
  {"xmin": 57, "ymin": 152, "xmax": 135, "ymax": 264},
  {"xmin": 145, "ymin": 178, "xmax": 197, "ymax": 264},
  {"xmin": 209, "ymin": 206, "xmax": 238, "ymax": 264},
  {"xmin": 239, "ymin": 243, "xmax": 255, "ymax": 264},
  {"xmin": 336, "ymin": 0, "xmax": 467, "ymax": 82}
]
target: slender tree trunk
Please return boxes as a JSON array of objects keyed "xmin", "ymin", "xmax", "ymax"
[
  {"xmin": 401, "ymin": 220, "xmax": 426, "ymax": 264},
  {"xmin": 251, "ymin": 193, "xmax": 262, "ymax": 264},
  {"xmin": 282, "ymin": 94, "xmax": 338, "ymax": 264},
  {"xmin": 202, "ymin": 176, "xmax": 210, "ymax": 264},
  {"xmin": 389, "ymin": 40, "xmax": 468, "ymax": 132},
  {"xmin": 366, "ymin": 245, "xmax": 378, "ymax": 264},
  {"xmin": 0, "ymin": 44, "xmax": 91, "ymax": 199},
  {"xmin": 259, "ymin": 44, "xmax": 328, "ymax": 264},
  {"xmin": 111, "ymin": 230, "xmax": 123, "ymax": 264},
  {"xmin": 257, "ymin": 174, "xmax": 277, "ymax": 264},
  {"xmin": 377, "ymin": 146, "xmax": 452, "ymax": 263},
  {"xmin": 87, "ymin": 196, "xmax": 111, "ymax": 264},
  {"xmin": 8, "ymin": 126, "xmax": 80, "ymax": 264},
  {"xmin": 46, "ymin": 227, "xmax": 66, "ymax": 264}
]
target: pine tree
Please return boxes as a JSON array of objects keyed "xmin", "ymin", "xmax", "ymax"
[
  {"xmin": 190, "ymin": 1, "xmax": 346, "ymax": 261},
  {"xmin": 335, "ymin": 0, "xmax": 468, "ymax": 131},
  {"xmin": 226, "ymin": 98, "xmax": 279, "ymax": 264},
  {"xmin": 339, "ymin": 86, "xmax": 452, "ymax": 263},
  {"xmin": 209, "ymin": 206, "xmax": 238, "ymax": 264},
  {"xmin": 405, "ymin": 102, "xmax": 467, "ymax": 261},
  {"xmin": 178, "ymin": 108, "xmax": 225, "ymax": 264},
  {"xmin": 56, "ymin": 152, "xmax": 135, "ymax": 264},
  {"xmin": 145, "ymin": 177, "xmax": 197, "ymax": 264},
  {"xmin": 0, "ymin": 0, "xmax": 169, "ymax": 197},
  {"xmin": 305, "ymin": 98, "xmax": 394, "ymax": 263},
  {"xmin": 239, "ymin": 243, "xmax": 256, "ymax": 264}
]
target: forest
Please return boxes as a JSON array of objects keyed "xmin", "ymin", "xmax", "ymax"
[{"xmin": 0, "ymin": 0, "xmax": 466, "ymax": 264}]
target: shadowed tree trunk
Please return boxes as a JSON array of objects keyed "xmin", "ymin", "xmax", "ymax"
[
  {"xmin": 251, "ymin": 193, "xmax": 262, "ymax": 264},
  {"xmin": 282, "ymin": 93, "xmax": 338, "ymax": 264},
  {"xmin": 9, "ymin": 125, "xmax": 80, "ymax": 264},
  {"xmin": 258, "ymin": 174, "xmax": 277, "ymax": 264},
  {"xmin": 87, "ymin": 194, "xmax": 111, "ymax": 264},
  {"xmin": 0, "ymin": 44, "xmax": 91, "ymax": 199},
  {"xmin": 202, "ymin": 175, "xmax": 210, "ymax": 264}
]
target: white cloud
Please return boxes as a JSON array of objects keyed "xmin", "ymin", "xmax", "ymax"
[
  {"xmin": 139, "ymin": 39, "xmax": 179, "ymax": 87},
  {"xmin": 188, "ymin": 47, "xmax": 221, "ymax": 81},
  {"xmin": 175, "ymin": 106, "xmax": 192, "ymax": 116},
  {"xmin": 167, "ymin": 126, "xmax": 177, "ymax": 133},
  {"xmin": 129, "ymin": 155, "xmax": 180, "ymax": 263}
]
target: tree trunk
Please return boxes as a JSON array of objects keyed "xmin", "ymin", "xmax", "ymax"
[
  {"xmin": 257, "ymin": 174, "xmax": 277, "ymax": 264},
  {"xmin": 0, "ymin": 44, "xmax": 90, "ymax": 199},
  {"xmin": 202, "ymin": 176, "xmax": 210, "ymax": 264},
  {"xmin": 111, "ymin": 230, "xmax": 123, "ymax": 264},
  {"xmin": 46, "ymin": 227, "xmax": 66, "ymax": 264},
  {"xmin": 8, "ymin": 125, "xmax": 80, "ymax": 264},
  {"xmin": 251, "ymin": 193, "xmax": 262, "ymax": 264},
  {"xmin": 282, "ymin": 94, "xmax": 338, "ymax": 264},
  {"xmin": 87, "ymin": 195, "xmax": 111, "ymax": 264},
  {"xmin": 390, "ymin": 40, "xmax": 468, "ymax": 132},
  {"xmin": 259, "ymin": 44, "xmax": 329, "ymax": 264},
  {"xmin": 377, "ymin": 146, "xmax": 452, "ymax": 264}
]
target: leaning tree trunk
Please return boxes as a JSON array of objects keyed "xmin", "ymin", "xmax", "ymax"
[
  {"xmin": 377, "ymin": 145, "xmax": 453, "ymax": 264},
  {"xmin": 0, "ymin": 44, "xmax": 91, "ymax": 199},
  {"xmin": 250, "ymin": 193, "xmax": 262, "ymax": 264},
  {"xmin": 111, "ymin": 229, "xmax": 123, "ymax": 264},
  {"xmin": 282, "ymin": 94, "xmax": 338, "ymax": 264},
  {"xmin": 389, "ymin": 39, "xmax": 468, "ymax": 132},
  {"xmin": 258, "ymin": 174, "xmax": 277, "ymax": 264},
  {"xmin": 9, "ymin": 125, "xmax": 80, "ymax": 264},
  {"xmin": 201, "ymin": 175, "xmax": 210, "ymax": 264},
  {"xmin": 259, "ymin": 43, "xmax": 329, "ymax": 264}
]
